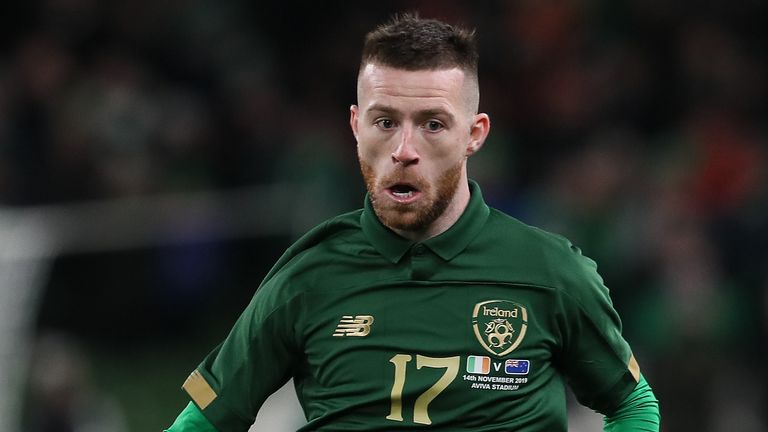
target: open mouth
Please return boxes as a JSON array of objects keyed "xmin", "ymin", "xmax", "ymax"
[{"xmin": 386, "ymin": 183, "xmax": 421, "ymax": 203}]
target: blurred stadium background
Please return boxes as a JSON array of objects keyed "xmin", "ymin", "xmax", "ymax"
[{"xmin": 1, "ymin": 1, "xmax": 766, "ymax": 431}]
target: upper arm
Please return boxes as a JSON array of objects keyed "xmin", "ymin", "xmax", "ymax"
[
  {"xmin": 555, "ymin": 246, "xmax": 639, "ymax": 413},
  {"xmin": 182, "ymin": 281, "xmax": 303, "ymax": 431}
]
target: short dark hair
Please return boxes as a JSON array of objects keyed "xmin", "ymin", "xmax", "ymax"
[{"xmin": 360, "ymin": 13, "xmax": 478, "ymax": 78}]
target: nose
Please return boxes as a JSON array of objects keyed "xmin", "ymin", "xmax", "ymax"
[{"xmin": 391, "ymin": 128, "xmax": 419, "ymax": 166}]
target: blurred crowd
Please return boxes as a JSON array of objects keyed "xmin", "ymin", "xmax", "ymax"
[{"xmin": 2, "ymin": 1, "xmax": 767, "ymax": 431}]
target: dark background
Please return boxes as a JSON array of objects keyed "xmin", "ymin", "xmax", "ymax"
[{"xmin": 1, "ymin": 1, "xmax": 766, "ymax": 430}]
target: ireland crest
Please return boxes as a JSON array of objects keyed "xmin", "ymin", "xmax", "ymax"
[{"xmin": 472, "ymin": 300, "xmax": 528, "ymax": 357}]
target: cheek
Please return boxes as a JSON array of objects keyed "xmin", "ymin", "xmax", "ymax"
[
  {"xmin": 423, "ymin": 135, "xmax": 465, "ymax": 163},
  {"xmin": 357, "ymin": 132, "xmax": 390, "ymax": 164},
  {"xmin": 356, "ymin": 142, "xmax": 375, "ymax": 167}
]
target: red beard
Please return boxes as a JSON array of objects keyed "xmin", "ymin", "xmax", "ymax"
[{"xmin": 359, "ymin": 158, "xmax": 463, "ymax": 233}]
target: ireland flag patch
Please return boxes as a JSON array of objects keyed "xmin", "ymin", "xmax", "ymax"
[{"xmin": 466, "ymin": 355, "xmax": 490, "ymax": 374}]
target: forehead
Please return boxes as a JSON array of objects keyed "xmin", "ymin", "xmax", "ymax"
[{"xmin": 357, "ymin": 63, "xmax": 469, "ymax": 112}]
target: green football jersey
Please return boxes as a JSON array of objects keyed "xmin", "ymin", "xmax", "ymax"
[{"xmin": 181, "ymin": 181, "xmax": 639, "ymax": 431}]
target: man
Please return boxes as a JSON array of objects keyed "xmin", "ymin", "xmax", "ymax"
[{"xmin": 167, "ymin": 14, "xmax": 660, "ymax": 431}]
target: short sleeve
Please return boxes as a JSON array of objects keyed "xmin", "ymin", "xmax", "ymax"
[
  {"xmin": 182, "ymin": 280, "xmax": 302, "ymax": 432},
  {"xmin": 555, "ymin": 245, "xmax": 639, "ymax": 414}
]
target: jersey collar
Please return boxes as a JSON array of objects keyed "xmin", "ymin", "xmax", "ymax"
[{"xmin": 360, "ymin": 180, "xmax": 490, "ymax": 263}]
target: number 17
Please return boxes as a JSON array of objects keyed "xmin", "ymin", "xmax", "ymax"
[{"xmin": 386, "ymin": 354, "xmax": 460, "ymax": 425}]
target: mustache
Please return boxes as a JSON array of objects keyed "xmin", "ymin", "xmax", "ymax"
[{"xmin": 378, "ymin": 167, "xmax": 428, "ymax": 190}]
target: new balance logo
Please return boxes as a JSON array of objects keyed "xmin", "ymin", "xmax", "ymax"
[{"xmin": 333, "ymin": 315, "xmax": 374, "ymax": 337}]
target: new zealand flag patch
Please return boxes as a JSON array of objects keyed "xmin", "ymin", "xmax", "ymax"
[{"xmin": 504, "ymin": 359, "xmax": 530, "ymax": 375}]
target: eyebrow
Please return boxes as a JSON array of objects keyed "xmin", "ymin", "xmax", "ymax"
[
  {"xmin": 366, "ymin": 104, "xmax": 456, "ymax": 123},
  {"xmin": 366, "ymin": 104, "xmax": 399, "ymax": 116}
]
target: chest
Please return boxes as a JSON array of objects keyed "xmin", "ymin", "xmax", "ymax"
[{"xmin": 298, "ymin": 283, "xmax": 563, "ymax": 414}]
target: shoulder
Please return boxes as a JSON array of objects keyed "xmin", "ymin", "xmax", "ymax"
[
  {"xmin": 281, "ymin": 209, "xmax": 363, "ymax": 265},
  {"xmin": 258, "ymin": 209, "xmax": 365, "ymax": 293},
  {"xmin": 232, "ymin": 210, "xmax": 364, "ymax": 332},
  {"xmin": 484, "ymin": 208, "xmax": 583, "ymax": 265},
  {"xmin": 479, "ymin": 208, "xmax": 601, "ymax": 290}
]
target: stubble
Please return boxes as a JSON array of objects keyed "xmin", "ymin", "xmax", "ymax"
[{"xmin": 359, "ymin": 158, "xmax": 463, "ymax": 233}]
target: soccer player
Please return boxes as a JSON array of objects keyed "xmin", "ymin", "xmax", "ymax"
[{"xmin": 166, "ymin": 14, "xmax": 660, "ymax": 431}]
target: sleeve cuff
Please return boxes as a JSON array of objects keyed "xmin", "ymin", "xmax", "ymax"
[
  {"xmin": 603, "ymin": 374, "xmax": 661, "ymax": 431},
  {"xmin": 166, "ymin": 401, "xmax": 219, "ymax": 432}
]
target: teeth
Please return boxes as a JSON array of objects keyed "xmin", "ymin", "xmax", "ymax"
[{"xmin": 393, "ymin": 191, "xmax": 413, "ymax": 198}]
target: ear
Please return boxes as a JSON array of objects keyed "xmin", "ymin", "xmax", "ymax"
[
  {"xmin": 350, "ymin": 105, "xmax": 360, "ymax": 141},
  {"xmin": 466, "ymin": 113, "xmax": 490, "ymax": 157}
]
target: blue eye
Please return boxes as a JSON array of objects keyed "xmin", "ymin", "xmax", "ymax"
[
  {"xmin": 376, "ymin": 119, "xmax": 395, "ymax": 129},
  {"xmin": 424, "ymin": 120, "xmax": 444, "ymax": 132}
]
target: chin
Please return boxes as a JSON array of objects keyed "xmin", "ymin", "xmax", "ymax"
[
  {"xmin": 373, "ymin": 197, "xmax": 422, "ymax": 229},
  {"xmin": 381, "ymin": 210, "xmax": 425, "ymax": 232}
]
